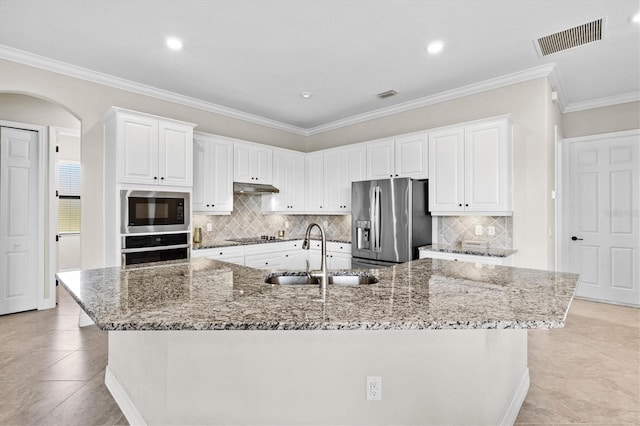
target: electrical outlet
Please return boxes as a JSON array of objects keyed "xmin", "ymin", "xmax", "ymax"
[
  {"xmin": 206, "ymin": 223, "xmax": 212, "ymax": 232},
  {"xmin": 366, "ymin": 376, "xmax": 382, "ymax": 401},
  {"xmin": 284, "ymin": 221, "xmax": 289, "ymax": 229},
  {"xmin": 323, "ymin": 220, "xmax": 328, "ymax": 228},
  {"xmin": 475, "ymin": 225, "xmax": 483, "ymax": 236},
  {"xmin": 488, "ymin": 226, "xmax": 495, "ymax": 236}
]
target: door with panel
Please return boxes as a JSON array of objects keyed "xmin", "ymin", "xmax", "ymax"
[
  {"xmin": 567, "ymin": 132, "xmax": 639, "ymax": 306},
  {"xmin": 428, "ymin": 128, "xmax": 465, "ymax": 212},
  {"xmin": 0, "ymin": 127, "xmax": 39, "ymax": 315}
]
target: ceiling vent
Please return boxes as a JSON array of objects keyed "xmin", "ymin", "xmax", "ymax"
[
  {"xmin": 377, "ymin": 90, "xmax": 398, "ymax": 99},
  {"xmin": 535, "ymin": 18, "xmax": 603, "ymax": 57}
]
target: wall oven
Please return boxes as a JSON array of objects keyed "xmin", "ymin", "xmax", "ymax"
[
  {"xmin": 121, "ymin": 233, "xmax": 190, "ymax": 267},
  {"xmin": 121, "ymin": 190, "xmax": 190, "ymax": 234}
]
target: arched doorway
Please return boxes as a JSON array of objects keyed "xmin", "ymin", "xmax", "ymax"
[{"xmin": 0, "ymin": 93, "xmax": 81, "ymax": 313}]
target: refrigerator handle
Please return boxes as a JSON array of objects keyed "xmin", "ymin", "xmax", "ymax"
[{"xmin": 373, "ymin": 186, "xmax": 381, "ymax": 252}]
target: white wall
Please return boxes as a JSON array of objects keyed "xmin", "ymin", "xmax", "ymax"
[{"xmin": 563, "ymin": 101, "xmax": 640, "ymax": 138}]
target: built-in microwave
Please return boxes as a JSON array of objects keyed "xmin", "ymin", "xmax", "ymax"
[{"xmin": 121, "ymin": 190, "xmax": 190, "ymax": 234}]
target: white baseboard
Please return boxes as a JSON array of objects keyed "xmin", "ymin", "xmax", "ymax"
[
  {"xmin": 501, "ymin": 368, "xmax": 530, "ymax": 425},
  {"xmin": 105, "ymin": 366, "xmax": 146, "ymax": 426}
]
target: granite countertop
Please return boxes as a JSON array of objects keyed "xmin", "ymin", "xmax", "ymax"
[
  {"xmin": 193, "ymin": 236, "xmax": 351, "ymax": 250},
  {"xmin": 420, "ymin": 244, "xmax": 518, "ymax": 258},
  {"xmin": 57, "ymin": 257, "xmax": 578, "ymax": 331}
]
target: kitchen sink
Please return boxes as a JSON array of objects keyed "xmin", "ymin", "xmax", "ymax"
[{"xmin": 264, "ymin": 272, "xmax": 378, "ymax": 286}]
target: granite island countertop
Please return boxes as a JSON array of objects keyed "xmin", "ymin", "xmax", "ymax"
[{"xmin": 56, "ymin": 257, "xmax": 579, "ymax": 331}]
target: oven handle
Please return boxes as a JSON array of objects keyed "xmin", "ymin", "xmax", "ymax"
[{"xmin": 121, "ymin": 244, "xmax": 191, "ymax": 254}]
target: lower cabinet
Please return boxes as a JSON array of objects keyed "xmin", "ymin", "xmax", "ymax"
[
  {"xmin": 192, "ymin": 241, "xmax": 352, "ymax": 270},
  {"xmin": 191, "ymin": 246, "xmax": 245, "ymax": 266},
  {"xmin": 308, "ymin": 242, "xmax": 352, "ymax": 270}
]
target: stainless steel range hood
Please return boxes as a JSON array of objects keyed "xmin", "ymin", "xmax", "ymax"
[{"xmin": 233, "ymin": 182, "xmax": 280, "ymax": 194}]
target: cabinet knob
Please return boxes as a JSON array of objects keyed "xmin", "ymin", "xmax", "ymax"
[
  {"xmin": 395, "ymin": 174, "xmax": 398, "ymax": 177},
  {"xmin": 161, "ymin": 177, "xmax": 164, "ymax": 180},
  {"xmin": 206, "ymin": 204, "xmax": 210, "ymax": 207},
  {"xmin": 459, "ymin": 204, "xmax": 462, "ymax": 207},
  {"xmin": 465, "ymin": 204, "xmax": 469, "ymax": 207},
  {"xmin": 219, "ymin": 252, "xmax": 223, "ymax": 255},
  {"xmin": 390, "ymin": 174, "xmax": 393, "ymax": 177},
  {"xmin": 154, "ymin": 176, "xmax": 158, "ymax": 180}
]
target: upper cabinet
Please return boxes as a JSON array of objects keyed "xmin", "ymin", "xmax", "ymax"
[
  {"xmin": 366, "ymin": 132, "xmax": 428, "ymax": 180},
  {"xmin": 104, "ymin": 108, "xmax": 195, "ymax": 187},
  {"xmin": 193, "ymin": 132, "xmax": 234, "ymax": 214},
  {"xmin": 234, "ymin": 141, "xmax": 272, "ymax": 184},
  {"xmin": 305, "ymin": 144, "xmax": 366, "ymax": 214},
  {"xmin": 428, "ymin": 117, "xmax": 512, "ymax": 215},
  {"xmin": 262, "ymin": 148, "xmax": 306, "ymax": 213}
]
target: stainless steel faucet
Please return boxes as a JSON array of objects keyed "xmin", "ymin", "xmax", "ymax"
[{"xmin": 302, "ymin": 222, "xmax": 328, "ymax": 293}]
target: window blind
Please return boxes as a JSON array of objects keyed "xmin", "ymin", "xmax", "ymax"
[{"xmin": 58, "ymin": 162, "xmax": 81, "ymax": 233}]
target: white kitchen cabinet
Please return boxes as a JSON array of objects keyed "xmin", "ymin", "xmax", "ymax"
[
  {"xmin": 234, "ymin": 141, "xmax": 272, "ymax": 184},
  {"xmin": 418, "ymin": 249, "xmax": 512, "ymax": 266},
  {"xmin": 191, "ymin": 246, "xmax": 245, "ymax": 266},
  {"xmin": 105, "ymin": 108, "xmax": 194, "ymax": 187},
  {"xmin": 366, "ymin": 132, "xmax": 428, "ymax": 180},
  {"xmin": 305, "ymin": 145, "xmax": 366, "ymax": 213},
  {"xmin": 262, "ymin": 149, "xmax": 306, "ymax": 213},
  {"xmin": 193, "ymin": 132, "xmax": 234, "ymax": 213},
  {"xmin": 305, "ymin": 152, "xmax": 325, "ymax": 211},
  {"xmin": 244, "ymin": 252, "xmax": 287, "ymax": 269},
  {"xmin": 308, "ymin": 242, "xmax": 352, "ymax": 270},
  {"xmin": 428, "ymin": 117, "xmax": 512, "ymax": 215},
  {"xmin": 245, "ymin": 240, "xmax": 306, "ymax": 270}
]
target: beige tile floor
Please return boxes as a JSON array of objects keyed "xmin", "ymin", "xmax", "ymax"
[{"xmin": 0, "ymin": 288, "xmax": 638, "ymax": 425}]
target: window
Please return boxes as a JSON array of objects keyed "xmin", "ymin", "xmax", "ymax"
[{"xmin": 58, "ymin": 161, "xmax": 81, "ymax": 233}]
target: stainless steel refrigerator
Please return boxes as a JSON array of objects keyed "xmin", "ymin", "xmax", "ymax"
[{"xmin": 351, "ymin": 178, "xmax": 432, "ymax": 268}]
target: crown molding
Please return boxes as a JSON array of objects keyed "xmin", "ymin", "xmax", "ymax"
[
  {"xmin": 2, "ymin": 45, "xmax": 637, "ymax": 135},
  {"xmin": 304, "ymin": 64, "xmax": 558, "ymax": 135},
  {"xmin": 563, "ymin": 91, "xmax": 640, "ymax": 113},
  {"xmin": 0, "ymin": 45, "xmax": 308, "ymax": 136}
]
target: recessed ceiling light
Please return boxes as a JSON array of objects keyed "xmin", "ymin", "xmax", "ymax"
[
  {"xmin": 300, "ymin": 92, "xmax": 313, "ymax": 99},
  {"xmin": 427, "ymin": 40, "xmax": 444, "ymax": 54},
  {"xmin": 166, "ymin": 37, "xmax": 183, "ymax": 51},
  {"xmin": 633, "ymin": 12, "xmax": 640, "ymax": 23}
]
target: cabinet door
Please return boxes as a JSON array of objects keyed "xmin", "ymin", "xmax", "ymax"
[
  {"xmin": 288, "ymin": 152, "xmax": 306, "ymax": 211},
  {"xmin": 252, "ymin": 146, "xmax": 273, "ymax": 184},
  {"xmin": 328, "ymin": 252, "xmax": 352, "ymax": 270},
  {"xmin": 305, "ymin": 153, "xmax": 325, "ymax": 211},
  {"xmin": 284, "ymin": 250, "xmax": 307, "ymax": 270},
  {"xmin": 366, "ymin": 139, "xmax": 395, "ymax": 179},
  {"xmin": 395, "ymin": 133, "xmax": 428, "ymax": 179},
  {"xmin": 267, "ymin": 149, "xmax": 288, "ymax": 211},
  {"xmin": 428, "ymin": 128, "xmax": 465, "ymax": 213},
  {"xmin": 464, "ymin": 120, "xmax": 510, "ymax": 212},
  {"xmin": 324, "ymin": 150, "xmax": 344, "ymax": 211},
  {"xmin": 192, "ymin": 134, "xmax": 210, "ymax": 211},
  {"xmin": 118, "ymin": 113, "xmax": 158, "ymax": 184},
  {"xmin": 245, "ymin": 253, "xmax": 285, "ymax": 269},
  {"xmin": 158, "ymin": 121, "xmax": 193, "ymax": 186},
  {"xmin": 210, "ymin": 137, "xmax": 234, "ymax": 211},
  {"xmin": 233, "ymin": 142, "xmax": 253, "ymax": 183}
]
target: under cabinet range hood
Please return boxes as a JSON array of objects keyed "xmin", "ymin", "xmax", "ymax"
[{"xmin": 233, "ymin": 182, "xmax": 280, "ymax": 194}]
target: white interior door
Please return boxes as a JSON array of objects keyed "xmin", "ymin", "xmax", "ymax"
[
  {"xmin": 0, "ymin": 127, "xmax": 39, "ymax": 315},
  {"xmin": 567, "ymin": 131, "xmax": 639, "ymax": 307}
]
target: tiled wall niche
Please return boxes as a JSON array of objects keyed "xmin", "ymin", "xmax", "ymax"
[
  {"xmin": 192, "ymin": 194, "xmax": 351, "ymax": 245},
  {"xmin": 436, "ymin": 216, "xmax": 513, "ymax": 249}
]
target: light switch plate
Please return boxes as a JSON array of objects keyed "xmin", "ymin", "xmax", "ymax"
[{"xmin": 475, "ymin": 225, "xmax": 483, "ymax": 235}]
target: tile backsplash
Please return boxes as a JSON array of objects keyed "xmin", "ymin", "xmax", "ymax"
[
  {"xmin": 192, "ymin": 194, "xmax": 351, "ymax": 244},
  {"xmin": 437, "ymin": 216, "xmax": 513, "ymax": 249}
]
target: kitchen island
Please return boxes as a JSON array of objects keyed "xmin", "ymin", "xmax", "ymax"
[{"xmin": 57, "ymin": 257, "xmax": 579, "ymax": 425}]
